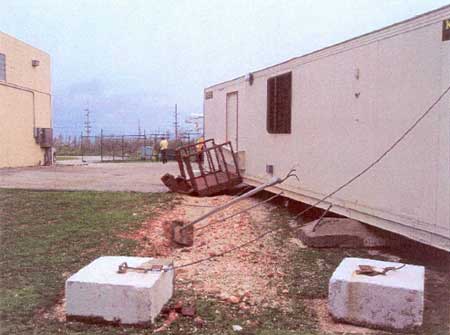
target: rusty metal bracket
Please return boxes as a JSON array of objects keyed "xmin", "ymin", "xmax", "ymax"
[
  {"xmin": 355, "ymin": 264, "xmax": 406, "ymax": 276},
  {"xmin": 117, "ymin": 262, "xmax": 169, "ymax": 274}
]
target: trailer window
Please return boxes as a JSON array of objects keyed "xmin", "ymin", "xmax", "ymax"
[
  {"xmin": 0, "ymin": 54, "xmax": 5, "ymax": 81},
  {"xmin": 267, "ymin": 72, "xmax": 291, "ymax": 134}
]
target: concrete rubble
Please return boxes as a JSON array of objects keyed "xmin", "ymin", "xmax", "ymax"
[
  {"xmin": 298, "ymin": 218, "xmax": 398, "ymax": 248},
  {"xmin": 328, "ymin": 257, "xmax": 424, "ymax": 330},
  {"xmin": 65, "ymin": 256, "xmax": 174, "ymax": 326},
  {"xmin": 125, "ymin": 194, "xmax": 292, "ymax": 311}
]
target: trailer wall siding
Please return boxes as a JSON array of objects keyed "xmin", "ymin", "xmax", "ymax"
[{"xmin": 204, "ymin": 7, "xmax": 450, "ymax": 250}]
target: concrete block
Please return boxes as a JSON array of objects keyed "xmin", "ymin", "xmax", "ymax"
[
  {"xmin": 328, "ymin": 257, "xmax": 424, "ymax": 330},
  {"xmin": 66, "ymin": 256, "xmax": 174, "ymax": 326}
]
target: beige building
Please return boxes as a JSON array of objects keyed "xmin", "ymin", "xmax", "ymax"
[
  {"xmin": 204, "ymin": 7, "xmax": 450, "ymax": 251},
  {"xmin": 0, "ymin": 31, "xmax": 52, "ymax": 168}
]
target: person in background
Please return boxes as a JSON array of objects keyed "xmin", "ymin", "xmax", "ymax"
[
  {"xmin": 159, "ymin": 137, "xmax": 169, "ymax": 164},
  {"xmin": 196, "ymin": 136, "xmax": 205, "ymax": 165},
  {"xmin": 52, "ymin": 147, "xmax": 56, "ymax": 164}
]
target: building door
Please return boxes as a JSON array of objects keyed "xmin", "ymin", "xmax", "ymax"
[{"xmin": 226, "ymin": 91, "xmax": 238, "ymax": 150}]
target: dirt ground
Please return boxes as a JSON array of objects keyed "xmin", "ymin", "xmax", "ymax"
[
  {"xmin": 0, "ymin": 161, "xmax": 179, "ymax": 192},
  {"xmin": 118, "ymin": 194, "xmax": 450, "ymax": 334},
  {"xmin": 127, "ymin": 194, "xmax": 292, "ymax": 311}
]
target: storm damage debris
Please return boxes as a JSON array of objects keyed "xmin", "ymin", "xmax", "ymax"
[
  {"xmin": 154, "ymin": 300, "xmax": 204, "ymax": 333},
  {"xmin": 161, "ymin": 139, "xmax": 242, "ymax": 196},
  {"xmin": 170, "ymin": 169, "xmax": 298, "ymax": 246},
  {"xmin": 125, "ymin": 194, "xmax": 294, "ymax": 312}
]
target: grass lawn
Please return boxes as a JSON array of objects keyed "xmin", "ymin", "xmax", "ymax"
[{"xmin": 0, "ymin": 189, "xmax": 173, "ymax": 334}]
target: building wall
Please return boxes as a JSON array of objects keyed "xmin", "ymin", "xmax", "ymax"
[
  {"xmin": 0, "ymin": 31, "xmax": 52, "ymax": 168},
  {"xmin": 204, "ymin": 7, "xmax": 450, "ymax": 250}
]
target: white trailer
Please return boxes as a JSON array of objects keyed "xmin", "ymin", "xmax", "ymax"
[{"xmin": 204, "ymin": 6, "xmax": 450, "ymax": 251}]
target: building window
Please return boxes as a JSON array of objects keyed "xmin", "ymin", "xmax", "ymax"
[
  {"xmin": 0, "ymin": 54, "xmax": 5, "ymax": 81},
  {"xmin": 267, "ymin": 72, "xmax": 292, "ymax": 134}
]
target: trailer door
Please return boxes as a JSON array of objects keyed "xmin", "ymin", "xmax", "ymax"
[{"xmin": 226, "ymin": 91, "xmax": 238, "ymax": 150}]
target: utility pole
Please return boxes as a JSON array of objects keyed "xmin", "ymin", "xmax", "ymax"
[
  {"xmin": 174, "ymin": 104, "xmax": 178, "ymax": 141},
  {"xmin": 84, "ymin": 107, "xmax": 92, "ymax": 148},
  {"xmin": 138, "ymin": 119, "xmax": 141, "ymax": 136},
  {"xmin": 84, "ymin": 107, "xmax": 92, "ymax": 138}
]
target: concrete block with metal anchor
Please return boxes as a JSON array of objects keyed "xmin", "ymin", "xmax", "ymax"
[
  {"xmin": 328, "ymin": 257, "xmax": 424, "ymax": 330},
  {"xmin": 65, "ymin": 256, "xmax": 174, "ymax": 326}
]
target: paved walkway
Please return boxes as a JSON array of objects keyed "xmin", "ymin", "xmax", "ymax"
[{"xmin": 0, "ymin": 161, "xmax": 179, "ymax": 192}]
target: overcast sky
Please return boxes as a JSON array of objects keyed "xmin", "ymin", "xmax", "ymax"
[{"xmin": 1, "ymin": 0, "xmax": 449, "ymax": 137}]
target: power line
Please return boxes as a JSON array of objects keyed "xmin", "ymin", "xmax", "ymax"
[
  {"xmin": 195, "ymin": 192, "xmax": 283, "ymax": 233},
  {"xmin": 294, "ymin": 83, "xmax": 450, "ymax": 219}
]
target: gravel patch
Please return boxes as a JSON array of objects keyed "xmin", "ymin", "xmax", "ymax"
[{"xmin": 126, "ymin": 194, "xmax": 292, "ymax": 312}]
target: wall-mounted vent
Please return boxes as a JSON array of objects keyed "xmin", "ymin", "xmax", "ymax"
[
  {"xmin": 204, "ymin": 91, "xmax": 213, "ymax": 100},
  {"xmin": 266, "ymin": 164, "xmax": 274, "ymax": 175},
  {"xmin": 32, "ymin": 59, "xmax": 40, "ymax": 67},
  {"xmin": 443, "ymin": 18, "xmax": 450, "ymax": 41},
  {"xmin": 245, "ymin": 73, "xmax": 254, "ymax": 85},
  {"xmin": 34, "ymin": 128, "xmax": 53, "ymax": 148}
]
